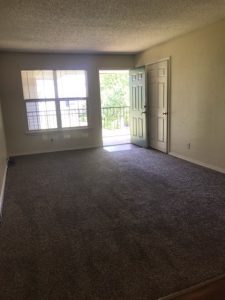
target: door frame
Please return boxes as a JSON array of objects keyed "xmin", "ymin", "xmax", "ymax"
[{"xmin": 145, "ymin": 57, "xmax": 171, "ymax": 153}]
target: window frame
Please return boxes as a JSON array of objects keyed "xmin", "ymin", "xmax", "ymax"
[{"xmin": 21, "ymin": 69, "xmax": 89, "ymax": 133}]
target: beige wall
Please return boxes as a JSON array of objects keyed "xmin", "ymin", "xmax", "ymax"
[
  {"xmin": 136, "ymin": 20, "xmax": 225, "ymax": 171},
  {"xmin": 0, "ymin": 53, "xmax": 134, "ymax": 156},
  {"xmin": 0, "ymin": 97, "xmax": 7, "ymax": 212}
]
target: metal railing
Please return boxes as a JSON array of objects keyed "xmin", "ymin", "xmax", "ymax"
[{"xmin": 101, "ymin": 106, "xmax": 130, "ymax": 130}]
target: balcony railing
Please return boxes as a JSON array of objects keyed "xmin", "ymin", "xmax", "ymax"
[{"xmin": 101, "ymin": 106, "xmax": 130, "ymax": 130}]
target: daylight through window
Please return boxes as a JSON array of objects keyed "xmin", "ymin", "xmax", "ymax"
[{"xmin": 21, "ymin": 70, "xmax": 88, "ymax": 131}]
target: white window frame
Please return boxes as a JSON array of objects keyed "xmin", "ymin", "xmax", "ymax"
[{"xmin": 21, "ymin": 70, "xmax": 89, "ymax": 133}]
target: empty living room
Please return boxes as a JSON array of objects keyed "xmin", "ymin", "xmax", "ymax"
[{"xmin": 0, "ymin": 1, "xmax": 225, "ymax": 300}]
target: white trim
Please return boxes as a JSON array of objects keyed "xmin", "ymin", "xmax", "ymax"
[
  {"xmin": 0, "ymin": 164, "xmax": 8, "ymax": 217},
  {"xmin": 158, "ymin": 274, "xmax": 225, "ymax": 300},
  {"xmin": 145, "ymin": 56, "xmax": 171, "ymax": 67},
  {"xmin": 9, "ymin": 144, "xmax": 100, "ymax": 157},
  {"xmin": 167, "ymin": 58, "xmax": 171, "ymax": 153},
  {"xmin": 169, "ymin": 152, "xmax": 225, "ymax": 174},
  {"xmin": 25, "ymin": 126, "xmax": 93, "ymax": 135}
]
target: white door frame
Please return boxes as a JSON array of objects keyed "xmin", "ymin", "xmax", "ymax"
[{"xmin": 145, "ymin": 57, "xmax": 171, "ymax": 153}]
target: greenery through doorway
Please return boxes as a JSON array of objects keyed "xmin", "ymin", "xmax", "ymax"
[{"xmin": 99, "ymin": 70, "xmax": 130, "ymax": 146}]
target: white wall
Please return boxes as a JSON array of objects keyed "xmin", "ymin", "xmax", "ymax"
[
  {"xmin": 0, "ymin": 97, "xmax": 7, "ymax": 213},
  {"xmin": 135, "ymin": 20, "xmax": 225, "ymax": 172},
  {"xmin": 0, "ymin": 53, "xmax": 134, "ymax": 156}
]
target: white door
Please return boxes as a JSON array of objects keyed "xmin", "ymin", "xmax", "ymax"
[
  {"xmin": 147, "ymin": 60, "xmax": 168, "ymax": 153},
  {"xmin": 130, "ymin": 68, "xmax": 147, "ymax": 148}
]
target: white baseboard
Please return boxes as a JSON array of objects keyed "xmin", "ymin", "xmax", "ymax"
[
  {"xmin": 0, "ymin": 164, "xmax": 8, "ymax": 217},
  {"xmin": 169, "ymin": 152, "xmax": 225, "ymax": 174}
]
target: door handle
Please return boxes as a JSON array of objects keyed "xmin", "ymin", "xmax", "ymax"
[
  {"xmin": 141, "ymin": 111, "xmax": 147, "ymax": 114},
  {"xmin": 163, "ymin": 112, "xmax": 168, "ymax": 115}
]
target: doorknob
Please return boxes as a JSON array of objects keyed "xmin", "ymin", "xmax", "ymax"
[{"xmin": 163, "ymin": 112, "xmax": 168, "ymax": 115}]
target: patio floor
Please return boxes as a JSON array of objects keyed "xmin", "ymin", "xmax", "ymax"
[{"xmin": 102, "ymin": 128, "xmax": 130, "ymax": 146}]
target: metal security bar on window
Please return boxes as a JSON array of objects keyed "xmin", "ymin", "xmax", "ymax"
[
  {"xmin": 26, "ymin": 101, "xmax": 57, "ymax": 130},
  {"xmin": 60, "ymin": 100, "xmax": 88, "ymax": 128}
]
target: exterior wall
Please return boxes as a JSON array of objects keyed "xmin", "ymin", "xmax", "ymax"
[
  {"xmin": 135, "ymin": 20, "xmax": 225, "ymax": 171},
  {"xmin": 0, "ymin": 53, "xmax": 134, "ymax": 156}
]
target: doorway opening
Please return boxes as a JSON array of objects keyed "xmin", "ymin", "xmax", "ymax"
[{"xmin": 99, "ymin": 70, "xmax": 130, "ymax": 146}]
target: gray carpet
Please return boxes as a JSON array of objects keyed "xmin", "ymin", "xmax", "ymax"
[{"xmin": 0, "ymin": 146, "xmax": 225, "ymax": 300}]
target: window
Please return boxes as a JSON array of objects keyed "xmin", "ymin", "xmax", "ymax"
[
  {"xmin": 60, "ymin": 100, "xmax": 87, "ymax": 128},
  {"xmin": 21, "ymin": 70, "xmax": 88, "ymax": 131}
]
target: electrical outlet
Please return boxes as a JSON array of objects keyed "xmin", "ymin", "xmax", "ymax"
[{"xmin": 187, "ymin": 143, "xmax": 191, "ymax": 150}]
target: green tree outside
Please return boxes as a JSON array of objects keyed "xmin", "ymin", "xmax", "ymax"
[{"xmin": 100, "ymin": 72, "xmax": 129, "ymax": 129}]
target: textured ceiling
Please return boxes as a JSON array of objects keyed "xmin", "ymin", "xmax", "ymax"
[{"xmin": 0, "ymin": 0, "xmax": 224, "ymax": 53}]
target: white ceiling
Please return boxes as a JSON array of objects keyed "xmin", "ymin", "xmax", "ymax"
[{"xmin": 0, "ymin": 0, "xmax": 224, "ymax": 53}]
